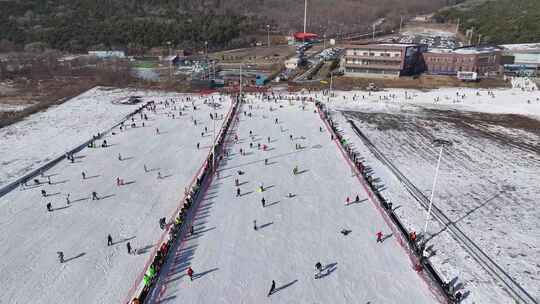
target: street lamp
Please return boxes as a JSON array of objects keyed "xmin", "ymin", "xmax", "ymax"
[
  {"xmin": 205, "ymin": 41, "xmax": 208, "ymax": 57},
  {"xmin": 166, "ymin": 41, "xmax": 172, "ymax": 80},
  {"xmin": 266, "ymin": 24, "xmax": 270, "ymax": 48},
  {"xmin": 422, "ymin": 138, "xmax": 452, "ymax": 257}
]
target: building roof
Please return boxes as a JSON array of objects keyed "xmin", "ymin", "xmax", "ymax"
[
  {"xmin": 426, "ymin": 46, "xmax": 501, "ymax": 55},
  {"xmin": 293, "ymin": 32, "xmax": 319, "ymax": 40},
  {"xmin": 343, "ymin": 43, "xmax": 418, "ymax": 50},
  {"xmin": 500, "ymin": 43, "xmax": 540, "ymax": 53}
]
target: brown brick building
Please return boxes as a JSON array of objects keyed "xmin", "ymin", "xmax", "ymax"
[{"xmin": 423, "ymin": 47, "xmax": 502, "ymax": 77}]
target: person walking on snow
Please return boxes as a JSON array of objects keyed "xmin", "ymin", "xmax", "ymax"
[
  {"xmin": 187, "ymin": 267, "xmax": 194, "ymax": 281},
  {"xmin": 57, "ymin": 251, "xmax": 64, "ymax": 263},
  {"xmin": 107, "ymin": 234, "xmax": 113, "ymax": 246},
  {"xmin": 315, "ymin": 262, "xmax": 323, "ymax": 278},
  {"xmin": 376, "ymin": 231, "xmax": 383, "ymax": 243},
  {"xmin": 267, "ymin": 280, "xmax": 276, "ymax": 296}
]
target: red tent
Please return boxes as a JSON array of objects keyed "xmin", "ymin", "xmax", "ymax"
[{"xmin": 293, "ymin": 32, "xmax": 319, "ymax": 41}]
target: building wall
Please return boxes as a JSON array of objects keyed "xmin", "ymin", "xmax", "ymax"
[
  {"xmin": 342, "ymin": 44, "xmax": 423, "ymax": 78},
  {"xmin": 423, "ymin": 51, "xmax": 501, "ymax": 76}
]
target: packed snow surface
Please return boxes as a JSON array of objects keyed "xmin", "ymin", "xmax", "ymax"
[
  {"xmin": 147, "ymin": 98, "xmax": 440, "ymax": 304},
  {"xmin": 0, "ymin": 92, "xmax": 232, "ymax": 304},
  {"xmin": 0, "ymin": 87, "xmax": 202, "ymax": 188}
]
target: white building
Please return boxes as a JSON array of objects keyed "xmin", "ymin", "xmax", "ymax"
[{"xmin": 88, "ymin": 50, "xmax": 126, "ymax": 59}]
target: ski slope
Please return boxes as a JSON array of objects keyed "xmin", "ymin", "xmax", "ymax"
[
  {"xmin": 0, "ymin": 94, "xmax": 232, "ymax": 304},
  {"xmin": 0, "ymin": 87, "xmax": 199, "ymax": 188},
  {"xmin": 147, "ymin": 98, "xmax": 440, "ymax": 303}
]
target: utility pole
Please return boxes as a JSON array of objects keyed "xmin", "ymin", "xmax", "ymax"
[
  {"xmin": 372, "ymin": 24, "xmax": 376, "ymax": 41},
  {"xmin": 205, "ymin": 41, "xmax": 208, "ymax": 57},
  {"xmin": 167, "ymin": 41, "xmax": 172, "ymax": 80},
  {"xmin": 422, "ymin": 139, "xmax": 452, "ymax": 257},
  {"xmin": 239, "ymin": 63, "xmax": 243, "ymax": 98},
  {"xmin": 323, "ymin": 33, "xmax": 326, "ymax": 49},
  {"xmin": 455, "ymin": 18, "xmax": 460, "ymax": 34},
  {"xmin": 399, "ymin": 15, "xmax": 403, "ymax": 34},
  {"xmin": 304, "ymin": 0, "xmax": 308, "ymax": 34},
  {"xmin": 267, "ymin": 24, "xmax": 271, "ymax": 48},
  {"xmin": 329, "ymin": 71, "xmax": 333, "ymax": 94},
  {"xmin": 477, "ymin": 34, "xmax": 482, "ymax": 46}
]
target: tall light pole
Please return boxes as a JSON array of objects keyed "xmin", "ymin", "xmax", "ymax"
[
  {"xmin": 329, "ymin": 71, "xmax": 333, "ymax": 93},
  {"xmin": 267, "ymin": 24, "xmax": 271, "ymax": 48},
  {"xmin": 205, "ymin": 41, "xmax": 208, "ymax": 57},
  {"xmin": 399, "ymin": 15, "xmax": 403, "ymax": 34},
  {"xmin": 323, "ymin": 33, "xmax": 326, "ymax": 49},
  {"xmin": 167, "ymin": 41, "xmax": 172, "ymax": 80},
  {"xmin": 372, "ymin": 24, "xmax": 376, "ymax": 41},
  {"xmin": 303, "ymin": 0, "xmax": 308, "ymax": 35},
  {"xmin": 422, "ymin": 139, "xmax": 452, "ymax": 257},
  {"xmin": 239, "ymin": 62, "xmax": 243, "ymax": 97}
]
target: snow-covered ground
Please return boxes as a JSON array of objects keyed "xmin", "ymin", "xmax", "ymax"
[
  {"xmin": 0, "ymin": 87, "xmax": 205, "ymax": 188},
  {"xmin": 147, "ymin": 98, "xmax": 441, "ymax": 304},
  {"xmin": 307, "ymin": 85, "xmax": 540, "ymax": 303},
  {"xmin": 0, "ymin": 94, "xmax": 232, "ymax": 304}
]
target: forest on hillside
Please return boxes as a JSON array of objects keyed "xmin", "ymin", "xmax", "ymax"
[
  {"xmin": 0, "ymin": 0, "xmax": 447, "ymax": 53},
  {"xmin": 433, "ymin": 0, "xmax": 540, "ymax": 44}
]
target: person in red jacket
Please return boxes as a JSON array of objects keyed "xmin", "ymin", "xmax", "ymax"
[
  {"xmin": 187, "ymin": 267, "xmax": 194, "ymax": 281},
  {"xmin": 376, "ymin": 231, "xmax": 383, "ymax": 243}
]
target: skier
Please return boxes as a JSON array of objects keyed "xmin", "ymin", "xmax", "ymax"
[
  {"xmin": 261, "ymin": 197, "xmax": 266, "ymax": 208},
  {"xmin": 315, "ymin": 262, "xmax": 323, "ymax": 278},
  {"xmin": 144, "ymin": 164, "xmax": 148, "ymax": 172},
  {"xmin": 66, "ymin": 193, "xmax": 70, "ymax": 205},
  {"xmin": 156, "ymin": 128, "xmax": 160, "ymax": 135},
  {"xmin": 41, "ymin": 189, "xmax": 47, "ymax": 197},
  {"xmin": 57, "ymin": 251, "xmax": 64, "ymax": 263},
  {"xmin": 118, "ymin": 153, "xmax": 122, "ymax": 161},
  {"xmin": 236, "ymin": 188, "xmax": 241, "ymax": 197},
  {"xmin": 82, "ymin": 171, "xmax": 86, "ymax": 180},
  {"xmin": 187, "ymin": 267, "xmax": 194, "ymax": 281},
  {"xmin": 127, "ymin": 242, "xmax": 132, "ymax": 254},
  {"xmin": 190, "ymin": 225, "xmax": 194, "ymax": 236},
  {"xmin": 376, "ymin": 231, "xmax": 383, "ymax": 243},
  {"xmin": 196, "ymin": 143, "xmax": 200, "ymax": 149},
  {"xmin": 157, "ymin": 172, "xmax": 162, "ymax": 179},
  {"xmin": 46, "ymin": 202, "xmax": 52, "ymax": 212},
  {"xmin": 253, "ymin": 220, "xmax": 258, "ymax": 231},
  {"xmin": 267, "ymin": 136, "xmax": 271, "ymax": 143},
  {"xmin": 340, "ymin": 229, "xmax": 351, "ymax": 236},
  {"xmin": 293, "ymin": 165, "xmax": 298, "ymax": 175},
  {"xmin": 264, "ymin": 158, "xmax": 268, "ymax": 165},
  {"xmin": 116, "ymin": 177, "xmax": 121, "ymax": 186},
  {"xmin": 235, "ymin": 178, "xmax": 239, "ymax": 186},
  {"xmin": 267, "ymin": 280, "xmax": 276, "ymax": 297},
  {"xmin": 107, "ymin": 234, "xmax": 113, "ymax": 246},
  {"xmin": 92, "ymin": 191, "xmax": 99, "ymax": 200},
  {"xmin": 355, "ymin": 195, "xmax": 360, "ymax": 202},
  {"xmin": 289, "ymin": 134, "xmax": 293, "ymax": 140},
  {"xmin": 159, "ymin": 217, "xmax": 166, "ymax": 230}
]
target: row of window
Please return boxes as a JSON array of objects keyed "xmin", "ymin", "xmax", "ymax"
[
  {"xmin": 345, "ymin": 68, "xmax": 399, "ymax": 74},
  {"xmin": 348, "ymin": 51, "xmax": 401, "ymax": 58},
  {"xmin": 345, "ymin": 60, "xmax": 400, "ymax": 66},
  {"xmin": 426, "ymin": 57, "xmax": 475, "ymax": 63}
]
